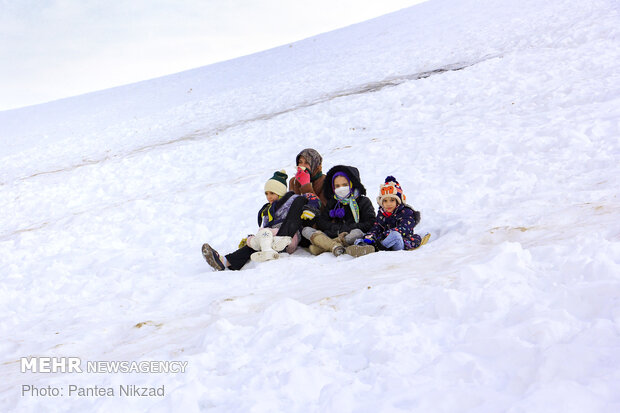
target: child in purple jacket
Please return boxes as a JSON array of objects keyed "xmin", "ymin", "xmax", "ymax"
[{"xmin": 346, "ymin": 176, "xmax": 429, "ymax": 257}]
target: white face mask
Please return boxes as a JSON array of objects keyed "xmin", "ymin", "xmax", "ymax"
[{"xmin": 334, "ymin": 186, "xmax": 350, "ymax": 198}]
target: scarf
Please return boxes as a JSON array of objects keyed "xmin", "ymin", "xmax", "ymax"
[
  {"xmin": 261, "ymin": 193, "xmax": 297, "ymax": 228},
  {"xmin": 331, "ymin": 189, "xmax": 360, "ymax": 223},
  {"xmin": 311, "ymin": 170, "xmax": 323, "ymax": 182},
  {"xmin": 262, "ymin": 203, "xmax": 275, "ymax": 226}
]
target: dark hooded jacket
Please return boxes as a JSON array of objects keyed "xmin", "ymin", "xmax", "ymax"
[
  {"xmin": 257, "ymin": 191, "xmax": 301, "ymax": 229},
  {"xmin": 315, "ymin": 165, "xmax": 376, "ymax": 238}
]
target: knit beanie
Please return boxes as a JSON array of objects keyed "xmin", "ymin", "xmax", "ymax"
[
  {"xmin": 377, "ymin": 176, "xmax": 406, "ymax": 205},
  {"xmin": 264, "ymin": 170, "xmax": 288, "ymax": 197}
]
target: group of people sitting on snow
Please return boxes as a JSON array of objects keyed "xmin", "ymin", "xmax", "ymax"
[{"xmin": 201, "ymin": 148, "xmax": 430, "ymax": 271}]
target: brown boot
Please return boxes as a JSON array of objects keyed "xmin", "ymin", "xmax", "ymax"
[
  {"xmin": 310, "ymin": 231, "xmax": 345, "ymax": 256},
  {"xmin": 308, "ymin": 244, "xmax": 325, "ymax": 255},
  {"xmin": 337, "ymin": 232, "xmax": 348, "ymax": 245},
  {"xmin": 345, "ymin": 244, "xmax": 376, "ymax": 258}
]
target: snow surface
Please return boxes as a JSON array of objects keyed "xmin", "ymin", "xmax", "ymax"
[{"xmin": 1, "ymin": 0, "xmax": 620, "ymax": 411}]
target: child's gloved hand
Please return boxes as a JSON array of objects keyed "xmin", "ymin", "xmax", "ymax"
[
  {"xmin": 301, "ymin": 210, "xmax": 315, "ymax": 220},
  {"xmin": 238, "ymin": 237, "xmax": 248, "ymax": 248},
  {"xmin": 362, "ymin": 236, "xmax": 375, "ymax": 245},
  {"xmin": 302, "ymin": 193, "xmax": 321, "ymax": 210},
  {"xmin": 295, "ymin": 167, "xmax": 311, "ymax": 186}
]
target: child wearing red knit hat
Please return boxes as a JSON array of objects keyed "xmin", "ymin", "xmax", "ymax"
[{"xmin": 346, "ymin": 176, "xmax": 430, "ymax": 257}]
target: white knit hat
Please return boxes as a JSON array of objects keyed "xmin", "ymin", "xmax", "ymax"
[
  {"xmin": 264, "ymin": 170, "xmax": 288, "ymax": 196},
  {"xmin": 376, "ymin": 176, "xmax": 406, "ymax": 205}
]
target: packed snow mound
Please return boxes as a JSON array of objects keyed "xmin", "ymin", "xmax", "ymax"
[{"xmin": 1, "ymin": 0, "xmax": 620, "ymax": 412}]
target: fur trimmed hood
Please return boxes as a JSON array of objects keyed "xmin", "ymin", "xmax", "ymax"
[{"xmin": 323, "ymin": 165, "xmax": 367, "ymax": 199}]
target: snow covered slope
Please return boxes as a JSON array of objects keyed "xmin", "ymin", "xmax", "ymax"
[{"xmin": 1, "ymin": 0, "xmax": 620, "ymax": 411}]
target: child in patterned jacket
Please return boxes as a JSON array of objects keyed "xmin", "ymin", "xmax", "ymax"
[{"xmin": 346, "ymin": 176, "xmax": 429, "ymax": 257}]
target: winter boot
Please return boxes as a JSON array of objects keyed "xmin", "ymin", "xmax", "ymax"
[
  {"xmin": 202, "ymin": 243, "xmax": 226, "ymax": 271},
  {"xmin": 272, "ymin": 235, "xmax": 292, "ymax": 252},
  {"xmin": 250, "ymin": 228, "xmax": 279, "ymax": 262},
  {"xmin": 345, "ymin": 244, "xmax": 376, "ymax": 258},
  {"xmin": 310, "ymin": 231, "xmax": 345, "ymax": 256},
  {"xmin": 247, "ymin": 235, "xmax": 260, "ymax": 250},
  {"xmin": 344, "ymin": 229, "xmax": 365, "ymax": 246},
  {"xmin": 308, "ymin": 244, "xmax": 325, "ymax": 256}
]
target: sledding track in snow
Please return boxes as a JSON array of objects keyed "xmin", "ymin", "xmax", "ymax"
[
  {"xmin": 1, "ymin": 55, "xmax": 501, "ymax": 240},
  {"xmin": 15, "ymin": 54, "xmax": 501, "ymax": 184}
]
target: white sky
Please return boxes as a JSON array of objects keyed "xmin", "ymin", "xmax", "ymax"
[{"xmin": 0, "ymin": 0, "xmax": 425, "ymax": 111}]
